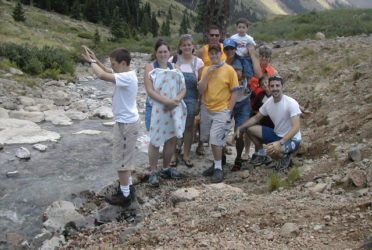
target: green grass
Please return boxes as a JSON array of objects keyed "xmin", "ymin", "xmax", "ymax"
[{"xmin": 251, "ymin": 9, "xmax": 372, "ymax": 41}]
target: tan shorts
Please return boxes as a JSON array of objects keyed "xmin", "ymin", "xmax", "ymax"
[
  {"xmin": 200, "ymin": 104, "xmax": 232, "ymax": 147},
  {"xmin": 112, "ymin": 120, "xmax": 140, "ymax": 171}
]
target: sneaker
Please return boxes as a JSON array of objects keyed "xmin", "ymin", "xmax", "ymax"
[
  {"xmin": 105, "ymin": 188, "xmax": 132, "ymax": 207},
  {"xmin": 251, "ymin": 155, "xmax": 272, "ymax": 166},
  {"xmin": 148, "ymin": 172, "xmax": 160, "ymax": 187},
  {"xmin": 160, "ymin": 167, "xmax": 183, "ymax": 179},
  {"xmin": 202, "ymin": 164, "xmax": 215, "ymax": 177},
  {"xmin": 212, "ymin": 168, "xmax": 224, "ymax": 183},
  {"xmin": 231, "ymin": 158, "xmax": 242, "ymax": 171},
  {"xmin": 275, "ymin": 154, "xmax": 292, "ymax": 172}
]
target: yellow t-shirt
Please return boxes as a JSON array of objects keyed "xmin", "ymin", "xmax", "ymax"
[
  {"xmin": 201, "ymin": 44, "xmax": 227, "ymax": 66},
  {"xmin": 201, "ymin": 63, "xmax": 239, "ymax": 112}
]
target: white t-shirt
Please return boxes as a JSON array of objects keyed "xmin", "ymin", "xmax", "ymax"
[
  {"xmin": 231, "ymin": 33, "xmax": 256, "ymax": 57},
  {"xmin": 259, "ymin": 95, "xmax": 302, "ymax": 141},
  {"xmin": 169, "ymin": 56, "xmax": 204, "ymax": 78},
  {"xmin": 112, "ymin": 70, "xmax": 139, "ymax": 123}
]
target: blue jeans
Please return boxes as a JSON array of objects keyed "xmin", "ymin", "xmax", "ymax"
[{"xmin": 240, "ymin": 56, "xmax": 254, "ymax": 78}]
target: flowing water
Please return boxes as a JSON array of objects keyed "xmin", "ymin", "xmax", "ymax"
[{"xmin": 0, "ymin": 79, "xmax": 149, "ymax": 240}]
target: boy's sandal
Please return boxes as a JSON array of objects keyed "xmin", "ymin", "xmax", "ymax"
[{"xmin": 182, "ymin": 158, "xmax": 194, "ymax": 168}]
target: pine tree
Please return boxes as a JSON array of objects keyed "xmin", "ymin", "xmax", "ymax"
[
  {"xmin": 70, "ymin": 0, "xmax": 81, "ymax": 20},
  {"xmin": 179, "ymin": 13, "xmax": 188, "ymax": 35},
  {"xmin": 110, "ymin": 7, "xmax": 125, "ymax": 40},
  {"xmin": 195, "ymin": 0, "xmax": 207, "ymax": 32},
  {"xmin": 167, "ymin": 6, "xmax": 172, "ymax": 20},
  {"xmin": 150, "ymin": 12, "xmax": 159, "ymax": 37},
  {"xmin": 12, "ymin": 1, "xmax": 26, "ymax": 22}
]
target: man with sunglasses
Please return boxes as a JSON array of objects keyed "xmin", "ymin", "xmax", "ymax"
[{"xmin": 235, "ymin": 75, "xmax": 302, "ymax": 172}]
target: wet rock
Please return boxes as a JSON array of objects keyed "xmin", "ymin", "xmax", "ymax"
[
  {"xmin": 9, "ymin": 110, "xmax": 45, "ymax": 123},
  {"xmin": 18, "ymin": 96, "xmax": 35, "ymax": 106},
  {"xmin": 348, "ymin": 169, "xmax": 367, "ymax": 188},
  {"xmin": 65, "ymin": 109, "xmax": 88, "ymax": 120},
  {"xmin": 171, "ymin": 188, "xmax": 200, "ymax": 204},
  {"xmin": 103, "ymin": 121, "xmax": 115, "ymax": 126},
  {"xmin": 0, "ymin": 107, "xmax": 9, "ymax": 118},
  {"xmin": 16, "ymin": 147, "xmax": 31, "ymax": 159},
  {"xmin": 6, "ymin": 170, "xmax": 19, "ymax": 178},
  {"xmin": 44, "ymin": 110, "xmax": 72, "ymax": 126},
  {"xmin": 92, "ymin": 106, "xmax": 113, "ymax": 119},
  {"xmin": 43, "ymin": 200, "xmax": 84, "ymax": 233},
  {"xmin": 33, "ymin": 143, "xmax": 47, "ymax": 152},
  {"xmin": 280, "ymin": 223, "xmax": 299, "ymax": 237},
  {"xmin": 348, "ymin": 146, "xmax": 362, "ymax": 162},
  {"xmin": 315, "ymin": 32, "xmax": 326, "ymax": 40},
  {"xmin": 72, "ymin": 130, "xmax": 102, "ymax": 135}
]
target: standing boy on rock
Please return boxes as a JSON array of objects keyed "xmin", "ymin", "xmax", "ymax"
[{"xmin": 82, "ymin": 45, "xmax": 139, "ymax": 207}]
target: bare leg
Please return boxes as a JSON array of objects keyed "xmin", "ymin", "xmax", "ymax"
[
  {"xmin": 148, "ymin": 143, "xmax": 160, "ymax": 171},
  {"xmin": 247, "ymin": 125, "xmax": 264, "ymax": 150},
  {"xmin": 163, "ymin": 137, "xmax": 177, "ymax": 168},
  {"xmin": 244, "ymin": 132, "xmax": 251, "ymax": 155},
  {"xmin": 211, "ymin": 144, "xmax": 222, "ymax": 161},
  {"xmin": 118, "ymin": 170, "xmax": 130, "ymax": 186},
  {"xmin": 183, "ymin": 116, "xmax": 195, "ymax": 161},
  {"xmin": 235, "ymin": 132, "xmax": 245, "ymax": 160}
]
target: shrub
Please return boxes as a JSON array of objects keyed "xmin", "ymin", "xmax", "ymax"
[
  {"xmin": 287, "ymin": 167, "xmax": 300, "ymax": 184},
  {"xmin": 268, "ymin": 172, "xmax": 286, "ymax": 192},
  {"xmin": 78, "ymin": 32, "xmax": 94, "ymax": 39},
  {"xmin": 24, "ymin": 56, "xmax": 43, "ymax": 75}
]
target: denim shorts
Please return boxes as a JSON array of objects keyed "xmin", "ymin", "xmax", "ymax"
[
  {"xmin": 232, "ymin": 98, "xmax": 251, "ymax": 129},
  {"xmin": 261, "ymin": 126, "xmax": 301, "ymax": 154}
]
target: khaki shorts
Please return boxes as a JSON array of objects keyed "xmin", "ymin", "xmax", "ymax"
[
  {"xmin": 112, "ymin": 120, "xmax": 140, "ymax": 171},
  {"xmin": 200, "ymin": 104, "xmax": 232, "ymax": 147}
]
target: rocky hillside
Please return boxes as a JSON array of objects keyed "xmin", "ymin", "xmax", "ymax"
[{"xmin": 36, "ymin": 35, "xmax": 370, "ymax": 249}]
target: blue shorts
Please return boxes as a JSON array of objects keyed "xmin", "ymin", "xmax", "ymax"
[
  {"xmin": 184, "ymin": 98, "xmax": 198, "ymax": 117},
  {"xmin": 233, "ymin": 99, "xmax": 251, "ymax": 129},
  {"xmin": 261, "ymin": 126, "xmax": 301, "ymax": 154},
  {"xmin": 240, "ymin": 56, "xmax": 254, "ymax": 78}
]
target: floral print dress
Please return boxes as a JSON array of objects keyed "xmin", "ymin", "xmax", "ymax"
[{"xmin": 149, "ymin": 68, "xmax": 187, "ymax": 147}]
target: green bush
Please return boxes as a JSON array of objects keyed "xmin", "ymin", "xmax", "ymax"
[
  {"xmin": 287, "ymin": 167, "xmax": 300, "ymax": 184},
  {"xmin": 267, "ymin": 172, "xmax": 286, "ymax": 192},
  {"xmin": 78, "ymin": 32, "xmax": 94, "ymax": 39},
  {"xmin": 0, "ymin": 43, "xmax": 74, "ymax": 77}
]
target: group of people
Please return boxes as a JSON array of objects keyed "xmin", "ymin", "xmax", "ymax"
[{"xmin": 81, "ymin": 17, "xmax": 307, "ymax": 207}]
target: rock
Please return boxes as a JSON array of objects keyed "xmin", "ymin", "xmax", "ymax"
[
  {"xmin": 280, "ymin": 223, "xmax": 299, "ymax": 237},
  {"xmin": 16, "ymin": 147, "xmax": 31, "ymax": 159},
  {"xmin": 92, "ymin": 106, "xmax": 113, "ymax": 119},
  {"xmin": 103, "ymin": 121, "xmax": 115, "ymax": 126},
  {"xmin": 119, "ymin": 226, "xmax": 139, "ymax": 243},
  {"xmin": 9, "ymin": 67, "xmax": 24, "ymax": 75},
  {"xmin": 69, "ymin": 100, "xmax": 89, "ymax": 112},
  {"xmin": 171, "ymin": 188, "xmax": 200, "ymax": 204},
  {"xmin": 355, "ymin": 188, "xmax": 369, "ymax": 197},
  {"xmin": 44, "ymin": 110, "xmax": 72, "ymax": 126},
  {"xmin": 72, "ymin": 130, "xmax": 102, "ymax": 135},
  {"xmin": 6, "ymin": 170, "xmax": 19, "ymax": 178},
  {"xmin": 367, "ymin": 168, "xmax": 372, "ymax": 186},
  {"xmin": 40, "ymin": 235, "xmax": 65, "ymax": 250},
  {"xmin": 324, "ymin": 215, "xmax": 331, "ymax": 222},
  {"xmin": 0, "ymin": 107, "xmax": 9, "ymax": 118},
  {"xmin": 95, "ymin": 206, "xmax": 125, "ymax": 224},
  {"xmin": 206, "ymin": 183, "xmax": 243, "ymax": 193},
  {"xmin": 304, "ymin": 182, "xmax": 315, "ymax": 188},
  {"xmin": 0, "ymin": 143, "xmax": 3, "ymax": 150},
  {"xmin": 65, "ymin": 109, "xmax": 88, "ymax": 120},
  {"xmin": 44, "ymin": 80, "xmax": 66, "ymax": 87},
  {"xmin": 18, "ymin": 96, "xmax": 35, "ymax": 106},
  {"xmin": 348, "ymin": 146, "xmax": 362, "ymax": 162},
  {"xmin": 315, "ymin": 32, "xmax": 326, "ymax": 40},
  {"xmin": 9, "ymin": 110, "xmax": 45, "ymax": 123},
  {"xmin": 43, "ymin": 200, "xmax": 84, "ymax": 233},
  {"xmin": 51, "ymin": 90, "xmax": 71, "ymax": 106},
  {"xmin": 0, "ymin": 122, "xmax": 60, "ymax": 145},
  {"xmin": 33, "ymin": 143, "xmax": 47, "ymax": 152},
  {"xmin": 314, "ymin": 224, "xmax": 323, "ymax": 231},
  {"xmin": 2, "ymin": 100, "xmax": 18, "ymax": 110},
  {"xmin": 31, "ymin": 230, "xmax": 52, "ymax": 249},
  {"xmin": 309, "ymin": 183, "xmax": 327, "ymax": 194},
  {"xmin": 5, "ymin": 232, "xmax": 24, "ymax": 246},
  {"xmin": 348, "ymin": 169, "xmax": 367, "ymax": 188}
]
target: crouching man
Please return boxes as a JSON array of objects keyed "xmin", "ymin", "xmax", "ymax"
[{"xmin": 235, "ymin": 75, "xmax": 301, "ymax": 171}]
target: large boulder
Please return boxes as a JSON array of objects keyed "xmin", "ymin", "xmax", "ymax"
[
  {"xmin": 9, "ymin": 110, "xmax": 45, "ymax": 123},
  {"xmin": 44, "ymin": 110, "xmax": 72, "ymax": 125}
]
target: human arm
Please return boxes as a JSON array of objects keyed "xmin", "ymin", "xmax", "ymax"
[
  {"xmin": 267, "ymin": 115, "xmax": 301, "ymax": 155},
  {"xmin": 247, "ymin": 44, "xmax": 262, "ymax": 78},
  {"xmin": 300, "ymin": 105, "xmax": 313, "ymax": 115},
  {"xmin": 81, "ymin": 46, "xmax": 115, "ymax": 83},
  {"xmin": 197, "ymin": 65, "xmax": 218, "ymax": 94},
  {"xmin": 234, "ymin": 112, "xmax": 263, "ymax": 138},
  {"xmin": 82, "ymin": 45, "xmax": 112, "ymax": 73}
]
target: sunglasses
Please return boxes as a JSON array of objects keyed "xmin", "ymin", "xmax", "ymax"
[{"xmin": 209, "ymin": 34, "xmax": 220, "ymax": 37}]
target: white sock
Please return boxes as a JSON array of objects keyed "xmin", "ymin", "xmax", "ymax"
[
  {"xmin": 258, "ymin": 148, "xmax": 267, "ymax": 156},
  {"xmin": 129, "ymin": 176, "xmax": 133, "ymax": 186},
  {"xmin": 214, "ymin": 160, "xmax": 222, "ymax": 170},
  {"xmin": 120, "ymin": 185, "xmax": 130, "ymax": 197}
]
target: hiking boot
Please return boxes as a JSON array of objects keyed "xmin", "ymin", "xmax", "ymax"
[
  {"xmin": 251, "ymin": 155, "xmax": 272, "ymax": 166},
  {"xmin": 105, "ymin": 188, "xmax": 132, "ymax": 207},
  {"xmin": 148, "ymin": 172, "xmax": 160, "ymax": 187},
  {"xmin": 231, "ymin": 158, "xmax": 242, "ymax": 171},
  {"xmin": 212, "ymin": 168, "xmax": 224, "ymax": 183},
  {"xmin": 202, "ymin": 164, "xmax": 215, "ymax": 177},
  {"xmin": 160, "ymin": 167, "xmax": 183, "ymax": 179},
  {"xmin": 275, "ymin": 154, "xmax": 292, "ymax": 172}
]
